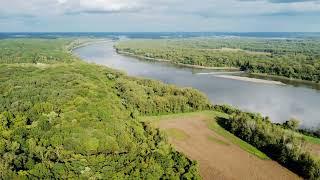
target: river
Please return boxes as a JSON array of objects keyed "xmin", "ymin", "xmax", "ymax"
[{"xmin": 73, "ymin": 41, "xmax": 320, "ymax": 129}]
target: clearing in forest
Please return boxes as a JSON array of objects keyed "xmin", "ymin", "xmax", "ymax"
[{"xmin": 142, "ymin": 111, "xmax": 301, "ymax": 180}]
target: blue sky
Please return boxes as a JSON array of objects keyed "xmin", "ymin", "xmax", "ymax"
[{"xmin": 0, "ymin": 0, "xmax": 320, "ymax": 32}]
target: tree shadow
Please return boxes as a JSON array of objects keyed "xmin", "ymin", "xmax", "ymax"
[{"xmin": 216, "ymin": 116, "xmax": 229, "ymax": 130}]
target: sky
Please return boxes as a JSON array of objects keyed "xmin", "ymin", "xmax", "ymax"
[{"xmin": 0, "ymin": 0, "xmax": 319, "ymax": 32}]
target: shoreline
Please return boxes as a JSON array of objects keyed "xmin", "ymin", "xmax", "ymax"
[
  {"xmin": 72, "ymin": 40, "xmax": 320, "ymax": 132},
  {"xmin": 250, "ymin": 73, "xmax": 320, "ymax": 85},
  {"xmin": 116, "ymin": 49, "xmax": 320, "ymax": 87},
  {"xmin": 116, "ymin": 50, "xmax": 240, "ymax": 70},
  {"xmin": 116, "ymin": 50, "xmax": 286, "ymax": 85},
  {"xmin": 67, "ymin": 39, "xmax": 112, "ymax": 53},
  {"xmin": 214, "ymin": 75, "xmax": 286, "ymax": 85},
  {"xmin": 76, "ymin": 41, "xmax": 319, "ymax": 87}
]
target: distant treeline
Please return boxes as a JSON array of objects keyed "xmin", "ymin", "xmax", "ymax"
[
  {"xmin": 115, "ymin": 38, "xmax": 320, "ymax": 82},
  {"xmin": 0, "ymin": 39, "xmax": 76, "ymax": 64},
  {"xmin": 214, "ymin": 105, "xmax": 320, "ymax": 179}
]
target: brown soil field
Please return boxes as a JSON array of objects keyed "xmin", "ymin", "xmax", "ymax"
[
  {"xmin": 157, "ymin": 115, "xmax": 301, "ymax": 180},
  {"xmin": 307, "ymin": 143, "xmax": 320, "ymax": 157}
]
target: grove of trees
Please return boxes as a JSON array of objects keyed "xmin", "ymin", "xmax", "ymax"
[
  {"xmin": 0, "ymin": 39, "xmax": 210, "ymax": 179},
  {"xmin": 115, "ymin": 38, "xmax": 320, "ymax": 82},
  {"xmin": 214, "ymin": 105, "xmax": 320, "ymax": 179}
]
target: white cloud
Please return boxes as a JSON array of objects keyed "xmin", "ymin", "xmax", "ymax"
[
  {"xmin": 0, "ymin": 0, "xmax": 319, "ymax": 17},
  {"xmin": 0, "ymin": 0, "xmax": 147, "ymax": 16},
  {"xmin": 79, "ymin": 0, "xmax": 141, "ymax": 11},
  {"xmin": 164, "ymin": 0, "xmax": 320, "ymax": 17},
  {"xmin": 0, "ymin": 0, "xmax": 319, "ymax": 32},
  {"xmin": 57, "ymin": 0, "xmax": 67, "ymax": 4}
]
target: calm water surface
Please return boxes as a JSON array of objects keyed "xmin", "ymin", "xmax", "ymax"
[{"xmin": 73, "ymin": 41, "xmax": 320, "ymax": 129}]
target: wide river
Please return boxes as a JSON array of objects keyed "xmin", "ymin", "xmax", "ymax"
[{"xmin": 73, "ymin": 41, "xmax": 320, "ymax": 129}]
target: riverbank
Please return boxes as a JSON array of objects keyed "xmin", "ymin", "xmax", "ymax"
[
  {"xmin": 1, "ymin": 38, "xmax": 208, "ymax": 179},
  {"xmin": 116, "ymin": 50, "xmax": 240, "ymax": 70},
  {"xmin": 246, "ymin": 73, "xmax": 320, "ymax": 90},
  {"xmin": 117, "ymin": 49, "xmax": 286, "ymax": 86},
  {"xmin": 74, "ymin": 41, "xmax": 320, "ymax": 179},
  {"xmin": 215, "ymin": 75, "xmax": 286, "ymax": 85},
  {"xmin": 116, "ymin": 49, "xmax": 320, "ymax": 86},
  {"xmin": 67, "ymin": 39, "xmax": 112, "ymax": 53},
  {"xmin": 74, "ymin": 40, "xmax": 320, "ymax": 130},
  {"xmin": 115, "ymin": 50, "xmax": 291, "ymax": 86}
]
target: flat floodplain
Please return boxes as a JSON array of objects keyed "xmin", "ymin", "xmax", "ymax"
[{"xmin": 143, "ymin": 112, "xmax": 301, "ymax": 180}]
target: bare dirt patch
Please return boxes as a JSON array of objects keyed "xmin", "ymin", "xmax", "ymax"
[
  {"xmin": 157, "ymin": 115, "xmax": 301, "ymax": 180},
  {"xmin": 307, "ymin": 143, "xmax": 320, "ymax": 158}
]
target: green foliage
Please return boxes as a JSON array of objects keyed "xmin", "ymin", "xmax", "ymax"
[
  {"xmin": 206, "ymin": 113, "xmax": 270, "ymax": 160},
  {"xmin": 0, "ymin": 39, "xmax": 205, "ymax": 179},
  {"xmin": 299, "ymin": 129, "xmax": 320, "ymax": 139},
  {"xmin": 216, "ymin": 105, "xmax": 320, "ymax": 179},
  {"xmin": 283, "ymin": 118, "xmax": 300, "ymax": 130},
  {"xmin": 115, "ymin": 77, "xmax": 211, "ymax": 116},
  {"xmin": 115, "ymin": 38, "xmax": 320, "ymax": 82},
  {"xmin": 0, "ymin": 39, "xmax": 75, "ymax": 64}
]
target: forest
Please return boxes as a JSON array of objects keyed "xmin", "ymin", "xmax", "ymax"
[
  {"xmin": 214, "ymin": 105, "xmax": 320, "ymax": 179},
  {"xmin": 1, "ymin": 38, "xmax": 319, "ymax": 179},
  {"xmin": 0, "ymin": 39, "xmax": 211, "ymax": 179},
  {"xmin": 115, "ymin": 38, "xmax": 320, "ymax": 82}
]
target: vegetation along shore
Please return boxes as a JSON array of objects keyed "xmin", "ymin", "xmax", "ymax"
[
  {"xmin": 0, "ymin": 38, "xmax": 319, "ymax": 179},
  {"xmin": 115, "ymin": 38, "xmax": 320, "ymax": 83}
]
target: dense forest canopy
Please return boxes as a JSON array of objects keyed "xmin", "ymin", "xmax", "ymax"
[
  {"xmin": 115, "ymin": 38, "xmax": 320, "ymax": 82},
  {"xmin": 0, "ymin": 39, "xmax": 211, "ymax": 179},
  {"xmin": 1, "ymin": 38, "xmax": 319, "ymax": 179},
  {"xmin": 0, "ymin": 39, "xmax": 75, "ymax": 64}
]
